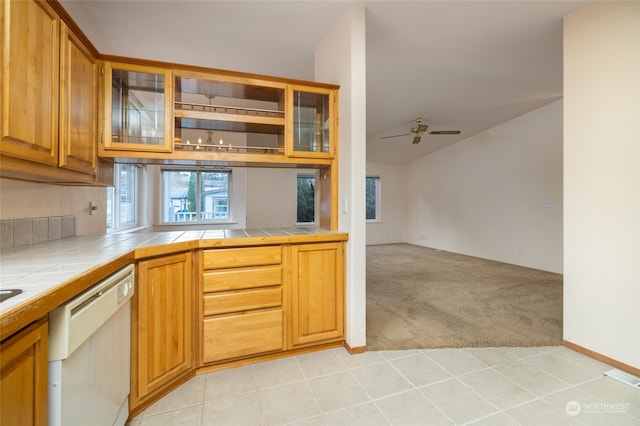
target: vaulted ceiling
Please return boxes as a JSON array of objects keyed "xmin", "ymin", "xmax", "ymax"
[{"xmin": 60, "ymin": 0, "xmax": 593, "ymax": 164}]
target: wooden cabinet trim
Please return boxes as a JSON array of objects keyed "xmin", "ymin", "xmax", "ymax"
[{"xmin": 101, "ymin": 54, "xmax": 338, "ymax": 90}]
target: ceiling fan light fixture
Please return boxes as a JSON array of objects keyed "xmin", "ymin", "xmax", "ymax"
[
  {"xmin": 416, "ymin": 124, "xmax": 428, "ymax": 133},
  {"xmin": 412, "ymin": 136, "xmax": 421, "ymax": 144}
]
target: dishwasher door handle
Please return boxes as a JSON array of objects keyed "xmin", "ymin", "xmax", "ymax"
[{"xmin": 48, "ymin": 265, "xmax": 135, "ymax": 362}]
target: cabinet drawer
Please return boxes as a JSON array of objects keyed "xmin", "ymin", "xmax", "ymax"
[
  {"xmin": 202, "ymin": 246, "xmax": 281, "ymax": 269},
  {"xmin": 202, "ymin": 265, "xmax": 281, "ymax": 292},
  {"xmin": 204, "ymin": 287, "xmax": 281, "ymax": 316},
  {"xmin": 202, "ymin": 309, "xmax": 283, "ymax": 363}
]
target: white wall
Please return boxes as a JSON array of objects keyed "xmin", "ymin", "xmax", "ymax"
[
  {"xmin": 245, "ymin": 168, "xmax": 317, "ymax": 228},
  {"xmin": 315, "ymin": 5, "xmax": 368, "ymax": 349},
  {"xmin": 563, "ymin": 2, "xmax": 640, "ymax": 369},
  {"xmin": 366, "ymin": 163, "xmax": 406, "ymax": 245},
  {"xmin": 0, "ymin": 178, "xmax": 107, "ymax": 235},
  {"xmin": 405, "ymin": 100, "xmax": 563, "ymax": 273}
]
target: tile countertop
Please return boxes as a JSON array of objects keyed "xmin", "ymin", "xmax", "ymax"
[{"xmin": 0, "ymin": 227, "xmax": 347, "ymax": 336}]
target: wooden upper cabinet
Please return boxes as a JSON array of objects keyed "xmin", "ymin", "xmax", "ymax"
[
  {"xmin": 101, "ymin": 62, "xmax": 173, "ymax": 153},
  {"xmin": 0, "ymin": 0, "xmax": 102, "ymax": 183},
  {"xmin": 286, "ymin": 85, "xmax": 336, "ymax": 159},
  {"xmin": 59, "ymin": 22, "xmax": 97, "ymax": 175},
  {"xmin": 1, "ymin": 0, "xmax": 339, "ymax": 182},
  {"xmin": 0, "ymin": 0, "xmax": 60, "ymax": 166},
  {"xmin": 173, "ymin": 71, "xmax": 285, "ymax": 156},
  {"xmin": 99, "ymin": 64, "xmax": 338, "ymax": 164}
]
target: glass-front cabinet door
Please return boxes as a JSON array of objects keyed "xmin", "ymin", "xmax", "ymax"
[
  {"xmin": 286, "ymin": 85, "xmax": 336, "ymax": 159},
  {"xmin": 102, "ymin": 62, "xmax": 172, "ymax": 152}
]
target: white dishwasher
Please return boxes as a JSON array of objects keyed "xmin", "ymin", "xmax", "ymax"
[{"xmin": 48, "ymin": 264, "xmax": 134, "ymax": 426}]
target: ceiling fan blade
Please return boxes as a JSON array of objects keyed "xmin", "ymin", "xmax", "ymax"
[
  {"xmin": 382, "ymin": 118, "xmax": 461, "ymax": 144},
  {"xmin": 380, "ymin": 133, "xmax": 411, "ymax": 139},
  {"xmin": 428, "ymin": 130, "xmax": 461, "ymax": 135}
]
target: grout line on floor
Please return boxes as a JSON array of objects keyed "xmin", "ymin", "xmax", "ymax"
[{"xmin": 129, "ymin": 346, "xmax": 630, "ymax": 426}]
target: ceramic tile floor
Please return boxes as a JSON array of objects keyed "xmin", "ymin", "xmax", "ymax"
[{"xmin": 126, "ymin": 346, "xmax": 640, "ymax": 426}]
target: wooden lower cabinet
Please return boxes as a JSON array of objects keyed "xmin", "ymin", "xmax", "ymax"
[
  {"xmin": 0, "ymin": 318, "xmax": 48, "ymax": 426},
  {"xmin": 198, "ymin": 241, "xmax": 346, "ymax": 364},
  {"xmin": 289, "ymin": 242, "xmax": 345, "ymax": 348},
  {"xmin": 131, "ymin": 252, "xmax": 194, "ymax": 410},
  {"xmin": 200, "ymin": 246, "xmax": 284, "ymax": 364},
  {"xmin": 202, "ymin": 309, "xmax": 283, "ymax": 363}
]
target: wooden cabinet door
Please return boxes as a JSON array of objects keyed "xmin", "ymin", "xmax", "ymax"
[
  {"xmin": 132, "ymin": 252, "xmax": 193, "ymax": 407},
  {"xmin": 0, "ymin": 318, "xmax": 48, "ymax": 426},
  {"xmin": 289, "ymin": 242, "xmax": 345, "ymax": 347},
  {"xmin": 0, "ymin": 0, "xmax": 59, "ymax": 166},
  {"xmin": 102, "ymin": 62, "xmax": 173, "ymax": 153},
  {"xmin": 286, "ymin": 85, "xmax": 336, "ymax": 159},
  {"xmin": 58, "ymin": 22, "xmax": 97, "ymax": 175}
]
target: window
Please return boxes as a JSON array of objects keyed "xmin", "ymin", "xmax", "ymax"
[
  {"xmin": 107, "ymin": 164, "xmax": 144, "ymax": 231},
  {"xmin": 162, "ymin": 169, "xmax": 231, "ymax": 223},
  {"xmin": 297, "ymin": 174, "xmax": 316, "ymax": 224},
  {"xmin": 366, "ymin": 176, "xmax": 380, "ymax": 222}
]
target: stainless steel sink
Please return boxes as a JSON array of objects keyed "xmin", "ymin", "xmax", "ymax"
[{"xmin": 0, "ymin": 289, "xmax": 23, "ymax": 303}]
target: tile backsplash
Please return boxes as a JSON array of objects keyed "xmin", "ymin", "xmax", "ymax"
[{"xmin": 1, "ymin": 216, "xmax": 75, "ymax": 250}]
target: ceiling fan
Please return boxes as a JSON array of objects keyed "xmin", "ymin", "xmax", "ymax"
[{"xmin": 381, "ymin": 118, "xmax": 461, "ymax": 144}]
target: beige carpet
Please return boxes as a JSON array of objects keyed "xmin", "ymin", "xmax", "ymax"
[{"xmin": 366, "ymin": 244, "xmax": 563, "ymax": 350}]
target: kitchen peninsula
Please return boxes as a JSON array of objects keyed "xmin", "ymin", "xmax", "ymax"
[
  {"xmin": 1, "ymin": 0, "xmax": 347, "ymax": 422},
  {"xmin": 0, "ymin": 227, "xmax": 347, "ymax": 418}
]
